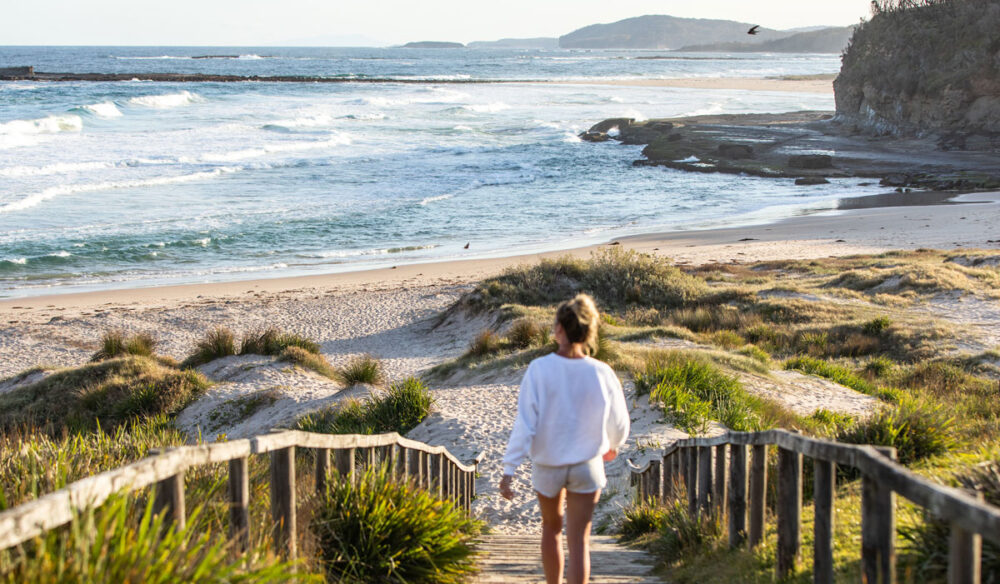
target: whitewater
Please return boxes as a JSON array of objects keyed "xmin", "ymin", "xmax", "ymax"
[{"xmin": 0, "ymin": 46, "xmax": 873, "ymax": 297}]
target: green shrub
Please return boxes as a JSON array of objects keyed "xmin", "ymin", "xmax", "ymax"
[
  {"xmin": 505, "ymin": 318, "xmax": 547, "ymax": 349},
  {"xmin": 0, "ymin": 357, "xmax": 211, "ymax": 433},
  {"xmin": 91, "ymin": 330, "xmax": 157, "ymax": 362},
  {"xmin": 183, "ymin": 327, "xmax": 237, "ymax": 368},
  {"xmin": 807, "ymin": 409, "xmax": 855, "ymax": 437},
  {"xmin": 865, "ymin": 356, "xmax": 896, "ymax": 378},
  {"xmin": 709, "ymin": 330, "xmax": 744, "ymax": 349},
  {"xmin": 298, "ymin": 377, "xmax": 433, "ymax": 436},
  {"xmin": 836, "ymin": 398, "xmax": 957, "ymax": 465},
  {"xmin": 736, "ymin": 345, "xmax": 770, "ymax": 364},
  {"xmin": 467, "ymin": 330, "xmax": 502, "ymax": 358},
  {"xmin": 0, "ymin": 496, "xmax": 301, "ymax": 583},
  {"xmin": 900, "ymin": 460, "xmax": 1000, "ymax": 581},
  {"xmin": 336, "ymin": 354, "xmax": 384, "ymax": 386},
  {"xmin": 620, "ymin": 502, "xmax": 669, "ymax": 542},
  {"xmin": 240, "ymin": 328, "xmax": 320, "ymax": 356},
  {"xmin": 310, "ymin": 465, "xmax": 481, "ymax": 584},
  {"xmin": 784, "ymin": 356, "xmax": 878, "ymax": 396},
  {"xmin": 643, "ymin": 500, "xmax": 723, "ymax": 563},
  {"xmin": 863, "ymin": 316, "xmax": 893, "ymax": 335}
]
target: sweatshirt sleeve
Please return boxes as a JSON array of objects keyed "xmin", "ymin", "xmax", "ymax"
[
  {"xmin": 605, "ymin": 371, "xmax": 630, "ymax": 450},
  {"xmin": 502, "ymin": 363, "xmax": 539, "ymax": 476}
]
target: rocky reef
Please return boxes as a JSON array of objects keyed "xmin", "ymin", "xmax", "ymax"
[
  {"xmin": 580, "ymin": 113, "xmax": 1000, "ymax": 191},
  {"xmin": 834, "ymin": 0, "xmax": 1000, "ymax": 149}
]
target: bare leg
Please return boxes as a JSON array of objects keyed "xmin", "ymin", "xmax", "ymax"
[
  {"xmin": 565, "ymin": 489, "xmax": 600, "ymax": 584},
  {"xmin": 537, "ymin": 489, "xmax": 565, "ymax": 584}
]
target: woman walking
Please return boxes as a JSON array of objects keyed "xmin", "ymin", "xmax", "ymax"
[{"xmin": 499, "ymin": 293, "xmax": 630, "ymax": 584}]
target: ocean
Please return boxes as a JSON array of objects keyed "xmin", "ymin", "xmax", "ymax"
[{"xmin": 0, "ymin": 46, "xmax": 866, "ymax": 298}]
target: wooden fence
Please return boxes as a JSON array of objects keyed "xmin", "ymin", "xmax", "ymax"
[
  {"xmin": 629, "ymin": 429, "xmax": 999, "ymax": 584},
  {"xmin": 0, "ymin": 430, "xmax": 482, "ymax": 559}
]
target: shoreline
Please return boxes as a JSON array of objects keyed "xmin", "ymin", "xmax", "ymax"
[{"xmin": 2, "ymin": 190, "xmax": 997, "ymax": 315}]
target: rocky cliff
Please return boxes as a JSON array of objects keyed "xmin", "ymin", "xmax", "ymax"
[{"xmin": 834, "ymin": 0, "xmax": 1000, "ymax": 148}]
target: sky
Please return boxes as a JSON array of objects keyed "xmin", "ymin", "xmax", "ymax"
[{"xmin": 0, "ymin": 1, "xmax": 874, "ymax": 46}]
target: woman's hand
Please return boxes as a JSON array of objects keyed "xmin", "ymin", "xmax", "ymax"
[
  {"xmin": 603, "ymin": 449, "xmax": 617, "ymax": 462},
  {"xmin": 499, "ymin": 474, "xmax": 515, "ymax": 500}
]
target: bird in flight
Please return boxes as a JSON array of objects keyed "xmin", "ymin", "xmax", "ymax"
[{"xmin": 747, "ymin": 24, "xmax": 760, "ymax": 35}]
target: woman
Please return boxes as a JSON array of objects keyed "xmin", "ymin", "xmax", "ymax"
[{"xmin": 499, "ymin": 293, "xmax": 630, "ymax": 584}]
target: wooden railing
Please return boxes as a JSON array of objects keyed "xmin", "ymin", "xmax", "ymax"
[
  {"xmin": 628, "ymin": 430, "xmax": 999, "ymax": 584},
  {"xmin": 0, "ymin": 430, "xmax": 483, "ymax": 559}
]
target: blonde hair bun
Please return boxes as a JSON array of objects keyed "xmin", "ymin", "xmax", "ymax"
[{"xmin": 555, "ymin": 293, "xmax": 600, "ymax": 347}]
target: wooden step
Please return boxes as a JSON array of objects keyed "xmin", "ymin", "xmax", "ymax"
[{"xmin": 472, "ymin": 535, "xmax": 662, "ymax": 583}]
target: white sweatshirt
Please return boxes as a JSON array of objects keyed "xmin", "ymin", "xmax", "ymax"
[{"xmin": 502, "ymin": 353, "xmax": 630, "ymax": 476}]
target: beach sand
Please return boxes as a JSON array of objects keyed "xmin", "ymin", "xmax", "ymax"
[{"xmin": 2, "ymin": 191, "xmax": 998, "ymax": 533}]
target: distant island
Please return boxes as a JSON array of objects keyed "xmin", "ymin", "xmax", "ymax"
[
  {"xmin": 466, "ymin": 38, "xmax": 559, "ymax": 50},
  {"xmin": 557, "ymin": 14, "xmax": 851, "ymax": 53},
  {"xmin": 402, "ymin": 41, "xmax": 465, "ymax": 49}
]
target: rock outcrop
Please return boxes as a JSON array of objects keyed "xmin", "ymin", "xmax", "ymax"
[{"xmin": 834, "ymin": 0, "xmax": 1000, "ymax": 149}]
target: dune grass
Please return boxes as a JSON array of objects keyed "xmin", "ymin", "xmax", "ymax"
[
  {"xmin": 0, "ymin": 356, "xmax": 211, "ymax": 434},
  {"xmin": 183, "ymin": 327, "xmax": 323, "ymax": 368},
  {"xmin": 336, "ymin": 354, "xmax": 384, "ymax": 386},
  {"xmin": 90, "ymin": 330, "xmax": 158, "ymax": 362},
  {"xmin": 311, "ymin": 464, "xmax": 481, "ymax": 584},
  {"xmin": 297, "ymin": 377, "xmax": 433, "ymax": 436}
]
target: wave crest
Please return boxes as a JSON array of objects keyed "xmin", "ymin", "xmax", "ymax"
[{"xmin": 127, "ymin": 91, "xmax": 203, "ymax": 108}]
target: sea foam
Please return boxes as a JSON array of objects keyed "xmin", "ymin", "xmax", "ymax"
[
  {"xmin": 127, "ymin": 91, "xmax": 203, "ymax": 108},
  {"xmin": 0, "ymin": 168, "xmax": 239, "ymax": 215},
  {"xmin": 79, "ymin": 102, "xmax": 123, "ymax": 118}
]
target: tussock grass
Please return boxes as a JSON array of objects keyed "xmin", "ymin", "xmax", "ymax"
[
  {"xmin": 0, "ymin": 495, "xmax": 300, "ymax": 583},
  {"xmin": 465, "ymin": 248, "xmax": 706, "ymax": 312},
  {"xmin": 467, "ymin": 329, "xmax": 503, "ymax": 358},
  {"xmin": 0, "ymin": 356, "xmax": 211, "ymax": 433},
  {"xmin": 836, "ymin": 398, "xmax": 957, "ymax": 465},
  {"xmin": 278, "ymin": 346, "xmax": 338, "ymax": 379},
  {"xmin": 784, "ymin": 356, "xmax": 878, "ymax": 397},
  {"xmin": 183, "ymin": 327, "xmax": 237, "ymax": 368},
  {"xmin": 240, "ymin": 327, "xmax": 320, "ymax": 356},
  {"xmin": 311, "ymin": 465, "xmax": 481, "ymax": 584},
  {"xmin": 91, "ymin": 330, "xmax": 157, "ymax": 362},
  {"xmin": 336, "ymin": 354, "xmax": 384, "ymax": 386},
  {"xmin": 505, "ymin": 318, "xmax": 549, "ymax": 349},
  {"xmin": 183, "ymin": 327, "xmax": 323, "ymax": 368},
  {"xmin": 297, "ymin": 377, "xmax": 433, "ymax": 435}
]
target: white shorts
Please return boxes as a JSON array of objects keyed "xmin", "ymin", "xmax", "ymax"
[{"xmin": 531, "ymin": 456, "xmax": 606, "ymax": 498}]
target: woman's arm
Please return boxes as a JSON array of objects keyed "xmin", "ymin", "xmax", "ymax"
[
  {"xmin": 501, "ymin": 363, "xmax": 540, "ymax": 477},
  {"xmin": 605, "ymin": 371, "xmax": 630, "ymax": 451}
]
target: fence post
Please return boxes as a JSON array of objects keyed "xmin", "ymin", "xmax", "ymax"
[
  {"xmin": 814, "ymin": 458, "xmax": 836, "ymax": 584},
  {"xmin": 649, "ymin": 459, "xmax": 662, "ymax": 503},
  {"xmin": 714, "ymin": 444, "xmax": 727, "ymax": 516},
  {"xmin": 698, "ymin": 446, "xmax": 712, "ymax": 516},
  {"xmin": 407, "ymin": 448, "xmax": 421, "ymax": 485},
  {"xmin": 776, "ymin": 447, "xmax": 802, "ymax": 580},
  {"xmin": 749, "ymin": 444, "xmax": 768, "ymax": 549},
  {"xmin": 663, "ymin": 452, "xmax": 676, "ymax": 500},
  {"xmin": 728, "ymin": 444, "xmax": 748, "ymax": 549},
  {"xmin": 393, "ymin": 444, "xmax": 406, "ymax": 480},
  {"xmin": 862, "ymin": 448, "xmax": 896, "ymax": 584},
  {"xmin": 228, "ymin": 457, "xmax": 250, "ymax": 553},
  {"xmin": 948, "ymin": 491, "xmax": 983, "ymax": 584},
  {"xmin": 270, "ymin": 446, "xmax": 296, "ymax": 560},
  {"xmin": 315, "ymin": 448, "xmax": 330, "ymax": 494},
  {"xmin": 686, "ymin": 447, "xmax": 699, "ymax": 516},
  {"xmin": 335, "ymin": 447, "xmax": 355, "ymax": 483},
  {"xmin": 430, "ymin": 453, "xmax": 443, "ymax": 498},
  {"xmin": 154, "ymin": 471, "xmax": 186, "ymax": 531}
]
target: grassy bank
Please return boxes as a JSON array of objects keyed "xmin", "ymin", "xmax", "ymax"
[{"xmin": 436, "ymin": 247, "xmax": 1000, "ymax": 581}]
